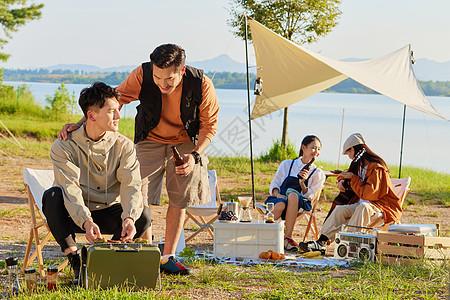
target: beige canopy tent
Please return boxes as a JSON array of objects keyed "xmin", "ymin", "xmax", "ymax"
[{"xmin": 248, "ymin": 17, "xmax": 447, "ymax": 121}]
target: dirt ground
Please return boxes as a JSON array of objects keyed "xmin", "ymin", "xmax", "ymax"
[{"xmin": 0, "ymin": 156, "xmax": 449, "ymax": 274}]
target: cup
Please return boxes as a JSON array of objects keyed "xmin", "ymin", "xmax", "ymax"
[{"xmin": 258, "ymin": 214, "xmax": 265, "ymax": 223}]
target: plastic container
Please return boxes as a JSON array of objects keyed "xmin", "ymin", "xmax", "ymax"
[
  {"xmin": 387, "ymin": 223, "xmax": 437, "ymax": 236},
  {"xmin": 24, "ymin": 267, "xmax": 37, "ymax": 291},
  {"xmin": 213, "ymin": 221, "xmax": 284, "ymax": 258},
  {"xmin": 47, "ymin": 266, "xmax": 58, "ymax": 291}
]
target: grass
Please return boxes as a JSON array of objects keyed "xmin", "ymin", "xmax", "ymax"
[
  {"xmin": 0, "ymin": 207, "xmax": 28, "ymax": 218},
  {"xmin": 4, "ymin": 258, "xmax": 449, "ymax": 299}
]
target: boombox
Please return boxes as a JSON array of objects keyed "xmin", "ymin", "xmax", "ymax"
[{"xmin": 334, "ymin": 225, "xmax": 377, "ymax": 262}]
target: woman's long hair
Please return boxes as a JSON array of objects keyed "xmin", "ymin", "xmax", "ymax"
[
  {"xmin": 353, "ymin": 143, "xmax": 389, "ymax": 170},
  {"xmin": 299, "ymin": 135, "xmax": 321, "ymax": 157}
]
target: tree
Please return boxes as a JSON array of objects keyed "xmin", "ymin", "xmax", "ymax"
[
  {"xmin": 46, "ymin": 82, "xmax": 76, "ymax": 121},
  {"xmin": 0, "ymin": 1, "xmax": 44, "ymax": 62},
  {"xmin": 228, "ymin": 0, "xmax": 342, "ymax": 150}
]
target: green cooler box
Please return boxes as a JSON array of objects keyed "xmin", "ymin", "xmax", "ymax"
[{"xmin": 80, "ymin": 243, "xmax": 161, "ymax": 290}]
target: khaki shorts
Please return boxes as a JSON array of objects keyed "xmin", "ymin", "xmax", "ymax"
[{"xmin": 136, "ymin": 140, "xmax": 210, "ymax": 208}]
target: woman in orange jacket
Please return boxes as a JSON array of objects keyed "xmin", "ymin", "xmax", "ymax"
[{"xmin": 299, "ymin": 133, "xmax": 402, "ymax": 252}]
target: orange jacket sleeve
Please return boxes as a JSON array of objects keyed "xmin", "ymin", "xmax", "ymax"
[
  {"xmin": 198, "ymin": 75, "xmax": 219, "ymax": 142},
  {"xmin": 116, "ymin": 65, "xmax": 143, "ymax": 107},
  {"xmin": 349, "ymin": 164, "xmax": 391, "ymax": 201}
]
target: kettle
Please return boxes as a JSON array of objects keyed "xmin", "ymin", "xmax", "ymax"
[{"xmin": 225, "ymin": 200, "xmax": 239, "ymax": 217}]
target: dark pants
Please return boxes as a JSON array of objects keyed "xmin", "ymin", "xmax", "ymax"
[{"xmin": 42, "ymin": 187, "xmax": 152, "ymax": 252}]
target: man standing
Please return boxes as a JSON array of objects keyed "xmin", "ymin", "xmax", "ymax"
[
  {"xmin": 59, "ymin": 44, "xmax": 219, "ymax": 275},
  {"xmin": 47, "ymin": 82, "xmax": 152, "ymax": 283}
]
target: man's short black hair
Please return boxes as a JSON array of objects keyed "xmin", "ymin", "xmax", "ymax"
[
  {"xmin": 79, "ymin": 82, "xmax": 121, "ymax": 117},
  {"xmin": 150, "ymin": 44, "xmax": 186, "ymax": 71}
]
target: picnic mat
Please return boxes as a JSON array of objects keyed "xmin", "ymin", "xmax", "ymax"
[{"xmin": 179, "ymin": 251, "xmax": 353, "ymax": 268}]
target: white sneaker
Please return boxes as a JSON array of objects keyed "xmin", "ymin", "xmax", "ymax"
[{"xmin": 284, "ymin": 237, "xmax": 299, "ymax": 252}]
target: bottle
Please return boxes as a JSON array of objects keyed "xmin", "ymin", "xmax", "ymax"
[
  {"xmin": 301, "ymin": 157, "xmax": 315, "ymax": 172},
  {"xmin": 171, "ymin": 146, "xmax": 185, "ymax": 166},
  {"xmin": 5, "ymin": 257, "xmax": 21, "ymax": 296},
  {"xmin": 47, "ymin": 266, "xmax": 58, "ymax": 291},
  {"xmin": 24, "ymin": 267, "xmax": 37, "ymax": 291}
]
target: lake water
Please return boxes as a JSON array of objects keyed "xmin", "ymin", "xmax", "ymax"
[{"xmin": 5, "ymin": 81, "xmax": 450, "ymax": 174}]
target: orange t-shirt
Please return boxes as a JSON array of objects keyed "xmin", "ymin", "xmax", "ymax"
[{"xmin": 116, "ymin": 65, "xmax": 219, "ymax": 144}]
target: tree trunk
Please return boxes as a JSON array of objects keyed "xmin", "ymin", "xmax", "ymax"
[{"xmin": 281, "ymin": 107, "xmax": 289, "ymax": 150}]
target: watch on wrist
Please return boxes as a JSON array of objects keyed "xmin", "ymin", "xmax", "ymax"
[{"xmin": 191, "ymin": 151, "xmax": 201, "ymax": 164}]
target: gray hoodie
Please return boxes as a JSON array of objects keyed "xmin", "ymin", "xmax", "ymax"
[{"xmin": 50, "ymin": 124, "xmax": 143, "ymax": 228}]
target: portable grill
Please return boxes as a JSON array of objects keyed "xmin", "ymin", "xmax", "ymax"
[{"xmin": 80, "ymin": 243, "xmax": 161, "ymax": 290}]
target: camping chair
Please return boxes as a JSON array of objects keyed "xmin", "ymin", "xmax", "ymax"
[
  {"xmin": 183, "ymin": 170, "xmax": 221, "ymax": 243},
  {"xmin": 367, "ymin": 177, "xmax": 411, "ymax": 230},
  {"xmin": 297, "ymin": 186, "xmax": 324, "ymax": 242},
  {"xmin": 22, "ymin": 168, "xmax": 69, "ymax": 277}
]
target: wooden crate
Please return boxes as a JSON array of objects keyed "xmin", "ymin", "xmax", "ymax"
[{"xmin": 377, "ymin": 231, "xmax": 450, "ymax": 264}]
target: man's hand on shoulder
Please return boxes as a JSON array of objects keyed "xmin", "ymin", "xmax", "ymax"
[
  {"xmin": 84, "ymin": 219, "xmax": 102, "ymax": 243},
  {"xmin": 121, "ymin": 218, "xmax": 136, "ymax": 241},
  {"xmin": 57, "ymin": 123, "xmax": 80, "ymax": 141}
]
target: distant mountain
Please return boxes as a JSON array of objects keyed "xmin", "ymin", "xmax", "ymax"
[
  {"xmin": 188, "ymin": 54, "xmax": 247, "ymax": 73},
  {"xmin": 413, "ymin": 58, "xmax": 450, "ymax": 81},
  {"xmin": 45, "ymin": 64, "xmax": 135, "ymax": 73},
  {"xmin": 18, "ymin": 55, "xmax": 450, "ymax": 81},
  {"xmin": 42, "ymin": 54, "xmax": 247, "ymax": 74}
]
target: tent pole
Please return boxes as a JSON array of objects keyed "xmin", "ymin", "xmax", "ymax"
[
  {"xmin": 337, "ymin": 108, "xmax": 345, "ymax": 170},
  {"xmin": 399, "ymin": 104, "xmax": 407, "ymax": 179},
  {"xmin": 244, "ymin": 15, "xmax": 256, "ymax": 208}
]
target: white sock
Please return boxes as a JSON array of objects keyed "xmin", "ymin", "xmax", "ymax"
[{"xmin": 161, "ymin": 254, "xmax": 173, "ymax": 262}]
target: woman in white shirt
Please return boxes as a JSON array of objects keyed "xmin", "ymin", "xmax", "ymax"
[{"xmin": 267, "ymin": 135, "xmax": 325, "ymax": 252}]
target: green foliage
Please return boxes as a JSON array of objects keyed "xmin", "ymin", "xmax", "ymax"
[
  {"xmin": 419, "ymin": 80, "xmax": 450, "ymax": 97},
  {"xmin": 0, "ymin": 0, "xmax": 43, "ymax": 63},
  {"xmin": 228, "ymin": 0, "xmax": 342, "ymax": 44},
  {"xmin": 178, "ymin": 246, "xmax": 196, "ymax": 258},
  {"xmin": 0, "ymin": 84, "xmax": 47, "ymax": 117},
  {"xmin": 0, "ymin": 114, "xmax": 68, "ymax": 139},
  {"xmin": 207, "ymin": 71, "xmax": 256, "ymax": 89},
  {"xmin": 389, "ymin": 165, "xmax": 450, "ymax": 204},
  {"xmin": 208, "ymin": 156, "xmax": 279, "ymax": 177},
  {"xmin": 46, "ymin": 82, "xmax": 77, "ymax": 121},
  {"xmin": 117, "ymin": 117, "xmax": 135, "ymax": 140},
  {"xmin": 258, "ymin": 139, "xmax": 298, "ymax": 162}
]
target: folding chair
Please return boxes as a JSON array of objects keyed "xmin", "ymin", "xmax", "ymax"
[
  {"xmin": 22, "ymin": 168, "xmax": 69, "ymax": 277},
  {"xmin": 183, "ymin": 170, "xmax": 221, "ymax": 243},
  {"xmin": 368, "ymin": 177, "xmax": 411, "ymax": 230},
  {"xmin": 297, "ymin": 186, "xmax": 324, "ymax": 242}
]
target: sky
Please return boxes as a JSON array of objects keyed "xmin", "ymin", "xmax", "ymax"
[{"xmin": 2, "ymin": 0, "xmax": 450, "ymax": 69}]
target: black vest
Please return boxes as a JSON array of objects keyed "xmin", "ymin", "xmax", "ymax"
[{"xmin": 134, "ymin": 63, "xmax": 204, "ymax": 144}]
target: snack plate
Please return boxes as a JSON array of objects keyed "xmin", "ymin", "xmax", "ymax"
[{"xmin": 218, "ymin": 220, "xmax": 238, "ymax": 223}]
